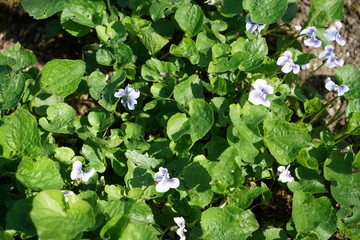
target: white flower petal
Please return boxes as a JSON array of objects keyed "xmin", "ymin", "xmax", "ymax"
[
  {"xmin": 252, "ymin": 79, "xmax": 268, "ymax": 90},
  {"xmin": 283, "ymin": 51, "xmax": 292, "ymax": 59},
  {"xmin": 335, "ymin": 21, "xmax": 343, "ymax": 30},
  {"xmin": 155, "ymin": 179, "xmax": 171, "ymax": 193},
  {"xmin": 323, "ymin": 27, "xmax": 337, "ymax": 41},
  {"xmin": 248, "ymin": 90, "xmax": 264, "ymax": 105},
  {"xmin": 338, "ymin": 85, "xmax": 349, "ymax": 96},
  {"xmin": 281, "ymin": 62, "xmax": 293, "ymax": 73},
  {"xmin": 82, "ymin": 169, "xmax": 96, "ymax": 182},
  {"xmin": 335, "ymin": 34, "xmax": 346, "ymax": 46},
  {"xmin": 114, "ymin": 89, "xmax": 126, "ymax": 98},
  {"xmin": 174, "ymin": 217, "xmax": 185, "ymax": 228},
  {"xmin": 277, "ymin": 166, "xmax": 286, "ymax": 172},
  {"xmin": 71, "ymin": 161, "xmax": 84, "ymax": 180},
  {"xmin": 300, "ymin": 27, "xmax": 316, "ymax": 36},
  {"xmin": 176, "ymin": 228, "xmax": 187, "ymax": 240},
  {"xmin": 276, "ymin": 56, "xmax": 290, "ymax": 66},
  {"xmin": 292, "ymin": 64, "xmax": 300, "ymax": 74},
  {"xmin": 167, "ymin": 178, "xmax": 180, "ymax": 189}
]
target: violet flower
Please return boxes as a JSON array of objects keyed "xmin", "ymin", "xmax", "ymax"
[
  {"xmin": 174, "ymin": 217, "xmax": 187, "ymax": 240},
  {"xmin": 154, "ymin": 167, "xmax": 180, "ymax": 193},
  {"xmin": 300, "ymin": 27, "xmax": 322, "ymax": 48},
  {"xmin": 276, "ymin": 51, "xmax": 300, "ymax": 74},
  {"xmin": 114, "ymin": 84, "xmax": 140, "ymax": 110},
  {"xmin": 325, "ymin": 77, "xmax": 349, "ymax": 96},
  {"xmin": 319, "ymin": 45, "xmax": 344, "ymax": 68},
  {"xmin": 248, "ymin": 79, "xmax": 274, "ymax": 108},
  {"xmin": 277, "ymin": 165, "xmax": 294, "ymax": 183},
  {"xmin": 245, "ymin": 15, "xmax": 266, "ymax": 34},
  {"xmin": 323, "ymin": 21, "xmax": 346, "ymax": 46},
  {"xmin": 70, "ymin": 161, "xmax": 96, "ymax": 183}
]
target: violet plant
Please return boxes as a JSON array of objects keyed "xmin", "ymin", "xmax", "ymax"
[{"xmin": 0, "ymin": 0, "xmax": 359, "ymax": 240}]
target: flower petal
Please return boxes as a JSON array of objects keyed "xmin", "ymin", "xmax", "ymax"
[
  {"xmin": 167, "ymin": 178, "xmax": 180, "ymax": 189},
  {"xmin": 155, "ymin": 179, "xmax": 171, "ymax": 192},
  {"xmin": 276, "ymin": 56, "xmax": 290, "ymax": 66},
  {"xmin": 257, "ymin": 24, "xmax": 266, "ymax": 33},
  {"xmin": 174, "ymin": 217, "xmax": 185, "ymax": 228},
  {"xmin": 277, "ymin": 166, "xmax": 286, "ymax": 172},
  {"xmin": 283, "ymin": 51, "xmax": 292, "ymax": 59},
  {"xmin": 248, "ymin": 90, "xmax": 264, "ymax": 105},
  {"xmin": 335, "ymin": 34, "xmax": 346, "ymax": 46},
  {"xmin": 114, "ymin": 89, "xmax": 126, "ymax": 98},
  {"xmin": 127, "ymin": 97, "xmax": 137, "ymax": 110},
  {"xmin": 246, "ymin": 23, "xmax": 257, "ymax": 33},
  {"xmin": 334, "ymin": 57, "xmax": 344, "ymax": 67},
  {"xmin": 120, "ymin": 98, "xmax": 127, "ymax": 108},
  {"xmin": 323, "ymin": 27, "xmax": 337, "ymax": 41},
  {"xmin": 154, "ymin": 167, "xmax": 168, "ymax": 181},
  {"xmin": 325, "ymin": 78, "xmax": 338, "ymax": 91},
  {"xmin": 300, "ymin": 27, "xmax": 316, "ymax": 36},
  {"xmin": 252, "ymin": 79, "xmax": 268, "ymax": 90},
  {"xmin": 292, "ymin": 64, "xmax": 300, "ymax": 74},
  {"xmin": 71, "ymin": 161, "xmax": 83, "ymax": 180},
  {"xmin": 335, "ymin": 21, "xmax": 343, "ymax": 30},
  {"xmin": 263, "ymin": 85, "xmax": 274, "ymax": 95},
  {"xmin": 338, "ymin": 85, "xmax": 349, "ymax": 96},
  {"xmin": 281, "ymin": 62, "xmax": 293, "ymax": 73},
  {"xmin": 176, "ymin": 228, "xmax": 187, "ymax": 240},
  {"xmin": 129, "ymin": 89, "xmax": 140, "ymax": 99},
  {"xmin": 82, "ymin": 169, "xmax": 96, "ymax": 182}
]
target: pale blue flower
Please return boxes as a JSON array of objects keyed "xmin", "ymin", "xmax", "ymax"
[
  {"xmin": 276, "ymin": 51, "xmax": 300, "ymax": 74},
  {"xmin": 301, "ymin": 63, "xmax": 311, "ymax": 70},
  {"xmin": 323, "ymin": 21, "xmax": 346, "ymax": 46},
  {"xmin": 248, "ymin": 79, "xmax": 274, "ymax": 108},
  {"xmin": 300, "ymin": 27, "xmax": 322, "ymax": 48},
  {"xmin": 277, "ymin": 165, "xmax": 294, "ymax": 183},
  {"xmin": 319, "ymin": 45, "xmax": 344, "ymax": 68},
  {"xmin": 154, "ymin": 167, "xmax": 180, "ymax": 193},
  {"xmin": 61, "ymin": 190, "xmax": 74, "ymax": 202},
  {"xmin": 71, "ymin": 161, "xmax": 96, "ymax": 183},
  {"xmin": 114, "ymin": 84, "xmax": 140, "ymax": 110},
  {"xmin": 174, "ymin": 217, "xmax": 187, "ymax": 240},
  {"xmin": 325, "ymin": 77, "xmax": 349, "ymax": 96},
  {"xmin": 245, "ymin": 15, "xmax": 265, "ymax": 34}
]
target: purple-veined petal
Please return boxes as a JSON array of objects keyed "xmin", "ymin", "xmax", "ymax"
[
  {"xmin": 300, "ymin": 27, "xmax": 316, "ymax": 36},
  {"xmin": 174, "ymin": 217, "xmax": 185, "ymax": 228},
  {"xmin": 276, "ymin": 56, "xmax": 290, "ymax": 66},
  {"xmin": 246, "ymin": 22, "xmax": 257, "ymax": 33},
  {"xmin": 305, "ymin": 37, "xmax": 322, "ymax": 48},
  {"xmin": 326, "ymin": 56, "xmax": 337, "ymax": 68},
  {"xmin": 292, "ymin": 64, "xmax": 300, "ymax": 74},
  {"xmin": 338, "ymin": 85, "xmax": 349, "ymax": 96},
  {"xmin": 324, "ymin": 45, "xmax": 334, "ymax": 52},
  {"xmin": 167, "ymin": 178, "xmax": 180, "ymax": 189},
  {"xmin": 301, "ymin": 63, "xmax": 310, "ymax": 70},
  {"xmin": 325, "ymin": 78, "xmax": 338, "ymax": 91},
  {"xmin": 335, "ymin": 21, "xmax": 343, "ymax": 30},
  {"xmin": 154, "ymin": 167, "xmax": 168, "ymax": 181},
  {"xmin": 82, "ymin": 169, "xmax": 96, "ymax": 182},
  {"xmin": 114, "ymin": 89, "xmax": 126, "ymax": 98},
  {"xmin": 127, "ymin": 97, "xmax": 137, "ymax": 110},
  {"xmin": 279, "ymin": 171, "xmax": 294, "ymax": 183},
  {"xmin": 71, "ymin": 161, "xmax": 84, "ymax": 180},
  {"xmin": 319, "ymin": 46, "xmax": 333, "ymax": 60},
  {"xmin": 263, "ymin": 85, "xmax": 274, "ymax": 95},
  {"xmin": 176, "ymin": 228, "xmax": 187, "ymax": 240},
  {"xmin": 335, "ymin": 34, "xmax": 346, "ymax": 46},
  {"xmin": 283, "ymin": 51, "xmax": 292, "ymax": 60},
  {"xmin": 248, "ymin": 90, "xmax": 264, "ymax": 106},
  {"xmin": 155, "ymin": 179, "xmax": 171, "ymax": 192},
  {"xmin": 252, "ymin": 79, "xmax": 268, "ymax": 90},
  {"xmin": 312, "ymin": 38, "xmax": 322, "ymax": 48},
  {"xmin": 281, "ymin": 62, "xmax": 293, "ymax": 73},
  {"xmin": 120, "ymin": 98, "xmax": 127, "ymax": 108},
  {"xmin": 129, "ymin": 89, "xmax": 140, "ymax": 99},
  {"xmin": 260, "ymin": 98, "xmax": 271, "ymax": 108},
  {"xmin": 124, "ymin": 85, "xmax": 133, "ymax": 95},
  {"xmin": 323, "ymin": 27, "xmax": 337, "ymax": 41},
  {"xmin": 334, "ymin": 57, "xmax": 344, "ymax": 67},
  {"xmin": 257, "ymin": 24, "xmax": 266, "ymax": 33}
]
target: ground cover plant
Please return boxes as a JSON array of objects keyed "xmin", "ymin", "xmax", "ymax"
[{"xmin": 0, "ymin": 0, "xmax": 359, "ymax": 239}]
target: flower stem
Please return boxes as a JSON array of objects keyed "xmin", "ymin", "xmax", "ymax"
[{"xmin": 308, "ymin": 97, "xmax": 337, "ymax": 125}]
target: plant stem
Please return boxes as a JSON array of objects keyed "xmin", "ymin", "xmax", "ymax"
[
  {"xmin": 299, "ymin": 62, "xmax": 325, "ymax": 87},
  {"xmin": 308, "ymin": 97, "xmax": 337, "ymax": 125},
  {"xmin": 325, "ymin": 99, "xmax": 347, "ymax": 127}
]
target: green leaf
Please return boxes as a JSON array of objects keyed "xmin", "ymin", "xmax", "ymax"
[
  {"xmin": 330, "ymin": 173, "xmax": 360, "ymax": 207},
  {"xmin": 139, "ymin": 27, "xmax": 169, "ymax": 55},
  {"xmin": 288, "ymin": 167, "xmax": 327, "ymax": 194},
  {"xmin": 0, "ymin": 73, "xmax": 26, "ymax": 110},
  {"xmin": 208, "ymin": 44, "xmax": 242, "ymax": 73},
  {"xmin": 141, "ymin": 58, "xmax": 178, "ymax": 82},
  {"xmin": 16, "ymin": 157, "xmax": 64, "ymax": 191},
  {"xmin": 54, "ymin": 147, "xmax": 76, "ymax": 165},
  {"xmin": 61, "ymin": 0, "xmax": 106, "ymax": 27},
  {"xmin": 123, "ymin": 122, "xmax": 149, "ymax": 150},
  {"xmin": 221, "ymin": 0, "xmax": 244, "ymax": 17},
  {"xmin": 21, "ymin": 0, "xmax": 69, "ymax": 19},
  {"xmin": 88, "ymin": 107, "xmax": 114, "ymax": 132},
  {"xmin": 149, "ymin": 0, "xmax": 176, "ymax": 21},
  {"xmin": 334, "ymin": 64, "xmax": 360, "ymax": 99},
  {"xmin": 243, "ymin": 0, "xmax": 288, "ymax": 24},
  {"xmin": 296, "ymin": 148, "xmax": 319, "ymax": 170},
  {"xmin": 40, "ymin": 59, "xmax": 86, "ymax": 97},
  {"xmin": 0, "ymin": 42, "xmax": 37, "ymax": 71},
  {"xmin": 228, "ymin": 186, "xmax": 262, "ymax": 209},
  {"xmin": 82, "ymin": 140, "xmax": 106, "ymax": 173},
  {"xmin": 30, "ymin": 190, "xmax": 95, "ymax": 240},
  {"xmin": 0, "ymin": 109, "xmax": 42, "ymax": 157},
  {"xmin": 264, "ymin": 119, "xmax": 312, "ymax": 165},
  {"xmin": 308, "ymin": 0, "xmax": 344, "ymax": 26},
  {"xmin": 167, "ymin": 99, "xmax": 214, "ymax": 143},
  {"xmin": 201, "ymin": 207, "xmax": 258, "ymax": 240},
  {"xmin": 46, "ymin": 102, "xmax": 77, "ymax": 124},
  {"xmin": 292, "ymin": 191, "xmax": 337, "ymax": 239},
  {"xmin": 5, "ymin": 199, "xmax": 36, "ymax": 238},
  {"xmin": 150, "ymin": 78, "xmax": 176, "ymax": 98},
  {"xmin": 87, "ymin": 71, "xmax": 108, "ymax": 100},
  {"xmin": 304, "ymin": 98, "xmax": 322, "ymax": 114},
  {"xmin": 174, "ymin": 2, "xmax": 204, "ymax": 37},
  {"xmin": 125, "ymin": 150, "xmax": 163, "ymax": 169},
  {"xmin": 230, "ymin": 37, "xmax": 268, "ymax": 71},
  {"xmin": 170, "ymin": 37, "xmax": 200, "ymax": 64},
  {"xmin": 173, "ymin": 74, "xmax": 203, "ymax": 107}
]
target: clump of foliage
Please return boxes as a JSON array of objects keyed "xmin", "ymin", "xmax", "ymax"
[{"xmin": 0, "ymin": 0, "xmax": 359, "ymax": 239}]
